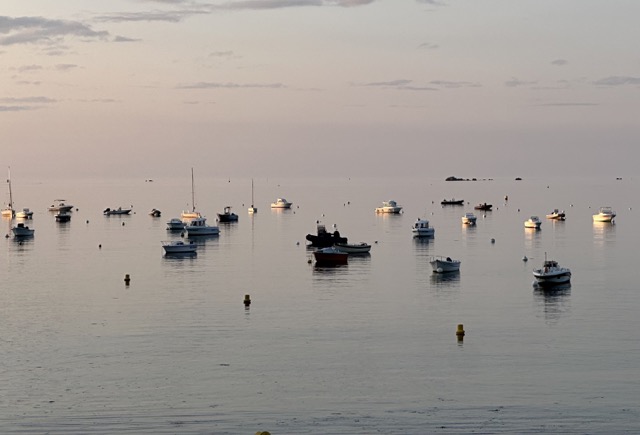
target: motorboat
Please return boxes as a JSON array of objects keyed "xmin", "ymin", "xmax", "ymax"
[
  {"xmin": 533, "ymin": 255, "xmax": 571, "ymax": 286},
  {"xmin": 182, "ymin": 168, "xmax": 202, "ymax": 219},
  {"xmin": 313, "ymin": 246, "xmax": 348, "ymax": 265},
  {"xmin": 2, "ymin": 167, "xmax": 14, "ymax": 218},
  {"xmin": 375, "ymin": 200, "xmax": 402, "ymax": 214},
  {"xmin": 461, "ymin": 212, "xmax": 477, "ymax": 225},
  {"xmin": 149, "ymin": 208, "xmax": 162, "ymax": 217},
  {"xmin": 12, "ymin": 222, "xmax": 34, "ymax": 237},
  {"xmin": 524, "ymin": 216, "xmax": 542, "ymax": 229},
  {"xmin": 16, "ymin": 208, "xmax": 33, "ymax": 219},
  {"xmin": 441, "ymin": 198, "xmax": 464, "ymax": 205},
  {"xmin": 306, "ymin": 222, "xmax": 348, "ymax": 247},
  {"xmin": 271, "ymin": 198, "xmax": 292, "ymax": 209},
  {"xmin": 412, "ymin": 218, "xmax": 435, "ymax": 237},
  {"xmin": 430, "ymin": 256, "xmax": 461, "ymax": 273},
  {"xmin": 593, "ymin": 207, "xmax": 616, "ymax": 222},
  {"xmin": 333, "ymin": 242, "xmax": 371, "ymax": 254},
  {"xmin": 55, "ymin": 211, "xmax": 71, "ymax": 222},
  {"xmin": 546, "ymin": 209, "xmax": 566, "ymax": 220},
  {"xmin": 248, "ymin": 178, "xmax": 257, "ymax": 214},
  {"xmin": 166, "ymin": 218, "xmax": 186, "ymax": 231},
  {"xmin": 162, "ymin": 240, "xmax": 197, "ymax": 254},
  {"xmin": 217, "ymin": 206, "xmax": 239, "ymax": 222},
  {"xmin": 104, "ymin": 207, "xmax": 132, "ymax": 216},
  {"xmin": 474, "ymin": 203, "xmax": 492, "ymax": 211},
  {"xmin": 48, "ymin": 199, "xmax": 74, "ymax": 212},
  {"xmin": 184, "ymin": 216, "xmax": 220, "ymax": 236}
]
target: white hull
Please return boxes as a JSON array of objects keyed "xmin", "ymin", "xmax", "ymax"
[
  {"xmin": 248, "ymin": 207, "xmax": 257, "ymax": 214},
  {"xmin": 533, "ymin": 273, "xmax": 571, "ymax": 286},
  {"xmin": 524, "ymin": 216, "xmax": 542, "ymax": 229},
  {"xmin": 376, "ymin": 207, "xmax": 402, "ymax": 213},
  {"xmin": 461, "ymin": 215, "xmax": 477, "ymax": 225},
  {"xmin": 334, "ymin": 242, "xmax": 371, "ymax": 254},
  {"xmin": 181, "ymin": 211, "xmax": 202, "ymax": 219},
  {"xmin": 593, "ymin": 207, "xmax": 615, "ymax": 222},
  {"xmin": 16, "ymin": 208, "xmax": 33, "ymax": 219},
  {"xmin": 162, "ymin": 241, "xmax": 197, "ymax": 253},
  {"xmin": 412, "ymin": 228, "xmax": 435, "ymax": 236},
  {"xmin": 430, "ymin": 257, "xmax": 461, "ymax": 273},
  {"xmin": 533, "ymin": 257, "xmax": 571, "ymax": 286},
  {"xmin": 271, "ymin": 199, "xmax": 292, "ymax": 209},
  {"xmin": 1, "ymin": 209, "xmax": 14, "ymax": 218}
]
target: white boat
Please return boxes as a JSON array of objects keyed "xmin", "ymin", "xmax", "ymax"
[
  {"xmin": 248, "ymin": 178, "xmax": 257, "ymax": 214},
  {"xmin": 533, "ymin": 255, "xmax": 571, "ymax": 286},
  {"xmin": 104, "ymin": 207, "xmax": 132, "ymax": 216},
  {"xmin": 12, "ymin": 222, "xmax": 34, "ymax": 237},
  {"xmin": 2, "ymin": 167, "xmax": 15, "ymax": 218},
  {"xmin": 182, "ymin": 168, "xmax": 202, "ymax": 219},
  {"xmin": 546, "ymin": 209, "xmax": 566, "ymax": 220},
  {"xmin": 48, "ymin": 200, "xmax": 74, "ymax": 212},
  {"xmin": 461, "ymin": 212, "xmax": 477, "ymax": 225},
  {"xmin": 162, "ymin": 240, "xmax": 197, "ymax": 254},
  {"xmin": 166, "ymin": 218, "xmax": 186, "ymax": 231},
  {"xmin": 271, "ymin": 198, "xmax": 292, "ymax": 209},
  {"xmin": 412, "ymin": 218, "xmax": 435, "ymax": 237},
  {"xmin": 16, "ymin": 208, "xmax": 33, "ymax": 219},
  {"xmin": 524, "ymin": 216, "xmax": 542, "ymax": 229},
  {"xmin": 334, "ymin": 242, "xmax": 372, "ymax": 254},
  {"xmin": 375, "ymin": 200, "xmax": 402, "ymax": 214},
  {"xmin": 430, "ymin": 256, "xmax": 461, "ymax": 273},
  {"xmin": 593, "ymin": 206, "xmax": 616, "ymax": 222},
  {"xmin": 184, "ymin": 216, "xmax": 220, "ymax": 236}
]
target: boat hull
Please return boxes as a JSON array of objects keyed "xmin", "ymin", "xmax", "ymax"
[
  {"xmin": 533, "ymin": 272, "xmax": 571, "ymax": 286},
  {"xmin": 313, "ymin": 248, "xmax": 348, "ymax": 265},
  {"xmin": 412, "ymin": 228, "xmax": 435, "ymax": 237},
  {"xmin": 162, "ymin": 241, "xmax": 197, "ymax": 254},
  {"xmin": 217, "ymin": 213, "xmax": 239, "ymax": 222},
  {"xmin": 333, "ymin": 242, "xmax": 371, "ymax": 254},
  {"xmin": 185, "ymin": 227, "xmax": 220, "ymax": 236},
  {"xmin": 12, "ymin": 224, "xmax": 34, "ymax": 237},
  {"xmin": 430, "ymin": 258, "xmax": 461, "ymax": 273}
]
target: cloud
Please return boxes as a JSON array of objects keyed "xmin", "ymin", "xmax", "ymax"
[
  {"xmin": 114, "ymin": 35, "xmax": 141, "ymax": 42},
  {"xmin": 416, "ymin": 0, "xmax": 446, "ymax": 5},
  {"xmin": 360, "ymin": 79, "xmax": 413, "ymax": 87},
  {"xmin": 537, "ymin": 102, "xmax": 598, "ymax": 107},
  {"xmin": 356, "ymin": 78, "xmax": 480, "ymax": 91},
  {"xmin": 505, "ymin": 77, "xmax": 537, "ymax": 87},
  {"xmin": 0, "ymin": 16, "xmax": 109, "ymax": 46},
  {"xmin": 418, "ymin": 42, "xmax": 439, "ymax": 50},
  {"xmin": 0, "ymin": 96, "xmax": 56, "ymax": 103},
  {"xmin": 593, "ymin": 76, "xmax": 640, "ymax": 86},
  {"xmin": 429, "ymin": 80, "xmax": 481, "ymax": 88},
  {"xmin": 13, "ymin": 64, "xmax": 43, "ymax": 73},
  {"xmin": 551, "ymin": 59, "xmax": 567, "ymax": 66},
  {"xmin": 176, "ymin": 81, "xmax": 286, "ymax": 89},
  {"xmin": 93, "ymin": 10, "xmax": 204, "ymax": 23},
  {"xmin": 209, "ymin": 50, "xmax": 235, "ymax": 58},
  {"xmin": 0, "ymin": 105, "xmax": 36, "ymax": 112},
  {"xmin": 55, "ymin": 63, "xmax": 79, "ymax": 71}
]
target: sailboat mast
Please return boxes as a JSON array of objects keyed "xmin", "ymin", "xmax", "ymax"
[
  {"xmin": 251, "ymin": 178, "xmax": 254, "ymax": 206},
  {"xmin": 191, "ymin": 168, "xmax": 195, "ymax": 212},
  {"xmin": 7, "ymin": 166, "xmax": 13, "ymax": 209}
]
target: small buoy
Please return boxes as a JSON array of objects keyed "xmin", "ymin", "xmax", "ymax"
[
  {"xmin": 4, "ymin": 234, "xmax": 8, "ymax": 238},
  {"xmin": 86, "ymin": 220, "xmax": 89, "ymax": 224},
  {"xmin": 296, "ymin": 241, "xmax": 300, "ymax": 245},
  {"xmin": 244, "ymin": 294, "xmax": 251, "ymax": 306},
  {"xmin": 491, "ymin": 238, "xmax": 495, "ymax": 244},
  {"xmin": 122, "ymin": 222, "xmax": 125, "ymax": 226},
  {"xmin": 374, "ymin": 241, "xmax": 378, "ymax": 244},
  {"xmin": 483, "ymin": 214, "xmax": 486, "ymax": 218},
  {"xmin": 456, "ymin": 324, "xmax": 465, "ymax": 340},
  {"xmin": 124, "ymin": 274, "xmax": 131, "ymax": 285},
  {"xmin": 98, "ymin": 244, "xmax": 102, "ymax": 249},
  {"xmin": 522, "ymin": 255, "xmax": 528, "ymax": 262},
  {"xmin": 307, "ymin": 258, "xmax": 312, "ymax": 264}
]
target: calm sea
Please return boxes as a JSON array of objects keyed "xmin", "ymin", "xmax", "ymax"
[{"xmin": 1, "ymin": 175, "xmax": 639, "ymax": 434}]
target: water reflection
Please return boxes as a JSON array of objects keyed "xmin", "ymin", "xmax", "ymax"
[
  {"xmin": 430, "ymin": 270, "xmax": 461, "ymax": 287},
  {"xmin": 533, "ymin": 283, "xmax": 572, "ymax": 323},
  {"xmin": 593, "ymin": 221, "xmax": 616, "ymax": 246},
  {"xmin": 524, "ymin": 227, "xmax": 542, "ymax": 250}
]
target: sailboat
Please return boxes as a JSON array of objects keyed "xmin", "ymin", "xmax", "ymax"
[
  {"xmin": 181, "ymin": 168, "xmax": 202, "ymax": 220},
  {"xmin": 248, "ymin": 178, "xmax": 257, "ymax": 214},
  {"xmin": 2, "ymin": 167, "xmax": 15, "ymax": 218}
]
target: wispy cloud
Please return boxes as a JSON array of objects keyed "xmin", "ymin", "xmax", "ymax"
[
  {"xmin": 55, "ymin": 63, "xmax": 79, "ymax": 71},
  {"xmin": 593, "ymin": 76, "xmax": 640, "ymax": 86},
  {"xmin": 416, "ymin": 0, "xmax": 446, "ymax": 6},
  {"xmin": 93, "ymin": 10, "xmax": 204, "ymax": 23},
  {"xmin": 0, "ymin": 96, "xmax": 56, "ymax": 103},
  {"xmin": 176, "ymin": 81, "xmax": 286, "ymax": 89},
  {"xmin": 0, "ymin": 105, "xmax": 36, "ymax": 112},
  {"xmin": 536, "ymin": 102, "xmax": 598, "ymax": 107},
  {"xmin": 418, "ymin": 42, "xmax": 439, "ymax": 50},
  {"xmin": 355, "ymin": 78, "xmax": 477, "ymax": 91},
  {"xmin": 0, "ymin": 16, "xmax": 109, "ymax": 46},
  {"xmin": 114, "ymin": 35, "xmax": 141, "ymax": 42},
  {"xmin": 551, "ymin": 59, "xmax": 567, "ymax": 66},
  {"xmin": 505, "ymin": 77, "xmax": 537, "ymax": 88},
  {"xmin": 429, "ymin": 80, "xmax": 481, "ymax": 88},
  {"xmin": 12, "ymin": 64, "xmax": 43, "ymax": 73}
]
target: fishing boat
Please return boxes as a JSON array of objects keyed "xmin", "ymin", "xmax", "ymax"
[
  {"xmin": 271, "ymin": 198, "xmax": 292, "ymax": 209},
  {"xmin": 48, "ymin": 199, "xmax": 74, "ymax": 212},
  {"xmin": 546, "ymin": 209, "xmax": 566, "ymax": 220},
  {"xmin": 533, "ymin": 254, "xmax": 571, "ymax": 286},
  {"xmin": 103, "ymin": 207, "xmax": 132, "ymax": 216},
  {"xmin": 333, "ymin": 242, "xmax": 371, "ymax": 254},
  {"xmin": 55, "ymin": 211, "xmax": 71, "ymax": 222},
  {"xmin": 16, "ymin": 208, "xmax": 33, "ymax": 219},
  {"xmin": 592, "ymin": 207, "xmax": 616, "ymax": 223},
  {"xmin": 430, "ymin": 256, "xmax": 461, "ymax": 273},
  {"xmin": 461, "ymin": 212, "xmax": 477, "ymax": 225},
  {"xmin": 181, "ymin": 168, "xmax": 202, "ymax": 219},
  {"xmin": 313, "ymin": 246, "xmax": 349, "ymax": 265},
  {"xmin": 248, "ymin": 178, "xmax": 257, "ymax": 213},
  {"xmin": 306, "ymin": 222, "xmax": 348, "ymax": 247},
  {"xmin": 524, "ymin": 216, "xmax": 542, "ymax": 229},
  {"xmin": 474, "ymin": 203, "xmax": 492, "ymax": 211},
  {"xmin": 412, "ymin": 218, "xmax": 435, "ymax": 237},
  {"xmin": 12, "ymin": 222, "xmax": 34, "ymax": 237},
  {"xmin": 2, "ymin": 167, "xmax": 15, "ymax": 218},
  {"xmin": 184, "ymin": 216, "xmax": 220, "ymax": 236},
  {"xmin": 441, "ymin": 198, "xmax": 464, "ymax": 205},
  {"xmin": 162, "ymin": 240, "xmax": 197, "ymax": 254},
  {"xmin": 166, "ymin": 218, "xmax": 186, "ymax": 231},
  {"xmin": 375, "ymin": 200, "xmax": 403, "ymax": 214},
  {"xmin": 149, "ymin": 208, "xmax": 162, "ymax": 217},
  {"xmin": 217, "ymin": 206, "xmax": 238, "ymax": 222}
]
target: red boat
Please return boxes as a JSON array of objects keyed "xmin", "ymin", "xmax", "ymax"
[{"xmin": 313, "ymin": 247, "xmax": 348, "ymax": 265}]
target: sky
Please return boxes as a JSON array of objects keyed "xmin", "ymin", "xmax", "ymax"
[{"xmin": 1, "ymin": 0, "xmax": 639, "ymax": 180}]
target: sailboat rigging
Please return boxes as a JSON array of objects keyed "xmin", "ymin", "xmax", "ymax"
[
  {"xmin": 248, "ymin": 178, "xmax": 257, "ymax": 214},
  {"xmin": 181, "ymin": 168, "xmax": 201, "ymax": 219},
  {"xmin": 2, "ymin": 167, "xmax": 15, "ymax": 218}
]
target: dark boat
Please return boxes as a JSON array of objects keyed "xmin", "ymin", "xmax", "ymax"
[
  {"xmin": 305, "ymin": 222, "xmax": 348, "ymax": 247},
  {"xmin": 474, "ymin": 203, "xmax": 492, "ymax": 211},
  {"xmin": 313, "ymin": 247, "xmax": 348, "ymax": 265},
  {"xmin": 55, "ymin": 211, "xmax": 71, "ymax": 222},
  {"xmin": 217, "ymin": 206, "xmax": 239, "ymax": 223},
  {"xmin": 441, "ymin": 198, "xmax": 464, "ymax": 205}
]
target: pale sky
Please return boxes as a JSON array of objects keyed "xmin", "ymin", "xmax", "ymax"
[{"xmin": 1, "ymin": 0, "xmax": 639, "ymax": 179}]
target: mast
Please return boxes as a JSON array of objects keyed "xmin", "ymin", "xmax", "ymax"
[
  {"xmin": 251, "ymin": 178, "xmax": 254, "ymax": 207},
  {"xmin": 191, "ymin": 167, "xmax": 195, "ymax": 212},
  {"xmin": 7, "ymin": 166, "xmax": 12, "ymax": 209}
]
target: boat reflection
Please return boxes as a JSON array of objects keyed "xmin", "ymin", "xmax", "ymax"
[
  {"xmin": 430, "ymin": 270, "xmax": 460, "ymax": 287},
  {"xmin": 533, "ymin": 283, "xmax": 572, "ymax": 323},
  {"xmin": 163, "ymin": 251, "xmax": 197, "ymax": 260},
  {"xmin": 593, "ymin": 221, "xmax": 616, "ymax": 246}
]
